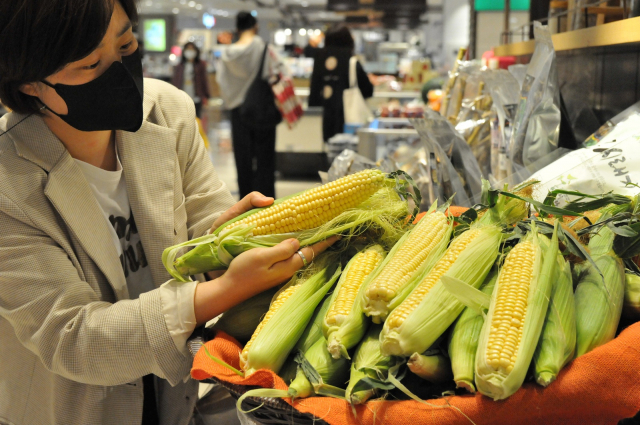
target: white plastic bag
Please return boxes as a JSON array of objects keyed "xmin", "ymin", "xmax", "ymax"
[
  {"xmin": 343, "ymin": 57, "xmax": 373, "ymax": 125},
  {"xmin": 531, "ymin": 114, "xmax": 640, "ymax": 204}
]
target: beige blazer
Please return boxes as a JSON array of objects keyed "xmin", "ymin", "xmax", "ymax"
[{"xmin": 0, "ymin": 79, "xmax": 236, "ymax": 425}]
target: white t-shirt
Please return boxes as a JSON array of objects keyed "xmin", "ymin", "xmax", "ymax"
[{"xmin": 75, "ymin": 151, "xmax": 196, "ymax": 354}]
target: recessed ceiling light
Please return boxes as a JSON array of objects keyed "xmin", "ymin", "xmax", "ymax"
[
  {"xmin": 145, "ymin": 0, "xmax": 152, "ymax": 6},
  {"xmin": 299, "ymin": 28, "xmax": 306, "ymax": 36},
  {"xmin": 188, "ymin": 1, "xmax": 196, "ymax": 7},
  {"xmin": 301, "ymin": 1, "xmax": 308, "ymax": 6},
  {"xmin": 284, "ymin": 28, "xmax": 292, "ymax": 35},
  {"xmin": 195, "ymin": 3, "xmax": 202, "ymax": 9},
  {"xmin": 172, "ymin": 7, "xmax": 180, "ymax": 13}
]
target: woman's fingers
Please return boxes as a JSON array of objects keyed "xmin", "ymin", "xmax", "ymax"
[
  {"xmin": 210, "ymin": 192, "xmax": 274, "ymax": 231},
  {"xmin": 270, "ymin": 235, "xmax": 341, "ymax": 275}
]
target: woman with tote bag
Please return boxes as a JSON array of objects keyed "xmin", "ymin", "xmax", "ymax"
[
  {"xmin": 309, "ymin": 24, "xmax": 374, "ymax": 141},
  {"xmin": 217, "ymin": 12, "xmax": 286, "ymax": 199}
]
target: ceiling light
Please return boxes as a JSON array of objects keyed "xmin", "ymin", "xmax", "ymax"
[
  {"xmin": 314, "ymin": 29, "xmax": 321, "ymax": 36},
  {"xmin": 307, "ymin": 29, "xmax": 313, "ymax": 35},
  {"xmin": 172, "ymin": 7, "xmax": 180, "ymax": 13},
  {"xmin": 301, "ymin": 1, "xmax": 308, "ymax": 6},
  {"xmin": 145, "ymin": 0, "xmax": 152, "ymax": 6},
  {"xmin": 180, "ymin": 0, "xmax": 186, "ymax": 4},
  {"xmin": 188, "ymin": 1, "xmax": 196, "ymax": 7},
  {"xmin": 169, "ymin": 54, "xmax": 177, "ymax": 61},
  {"xmin": 284, "ymin": 28, "xmax": 292, "ymax": 35},
  {"xmin": 195, "ymin": 3, "xmax": 202, "ymax": 9},
  {"xmin": 299, "ymin": 28, "xmax": 306, "ymax": 36}
]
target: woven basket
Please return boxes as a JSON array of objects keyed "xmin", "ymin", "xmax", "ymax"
[{"xmin": 203, "ymin": 377, "xmax": 328, "ymax": 425}]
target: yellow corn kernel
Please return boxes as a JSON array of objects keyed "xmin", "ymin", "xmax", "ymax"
[
  {"xmin": 365, "ymin": 212, "xmax": 449, "ymax": 303},
  {"xmin": 484, "ymin": 241, "xmax": 535, "ymax": 373},
  {"xmin": 326, "ymin": 249, "xmax": 383, "ymax": 326},
  {"xmin": 386, "ymin": 228, "xmax": 481, "ymax": 330},
  {"xmin": 225, "ymin": 169, "xmax": 386, "ymax": 235},
  {"xmin": 240, "ymin": 285, "xmax": 300, "ymax": 371}
]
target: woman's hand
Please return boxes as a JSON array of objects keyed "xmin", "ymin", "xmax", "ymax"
[
  {"xmin": 193, "ymin": 236, "xmax": 339, "ymax": 325},
  {"xmin": 210, "ymin": 192, "xmax": 274, "ymax": 234}
]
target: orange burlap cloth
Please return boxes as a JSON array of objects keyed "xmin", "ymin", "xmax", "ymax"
[{"xmin": 192, "ymin": 325, "xmax": 640, "ymax": 425}]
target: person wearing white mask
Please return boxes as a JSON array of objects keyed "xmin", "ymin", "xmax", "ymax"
[{"xmin": 171, "ymin": 42, "xmax": 210, "ymax": 117}]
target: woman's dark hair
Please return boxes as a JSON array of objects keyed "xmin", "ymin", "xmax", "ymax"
[
  {"xmin": 236, "ymin": 11, "xmax": 258, "ymax": 33},
  {"xmin": 180, "ymin": 42, "xmax": 201, "ymax": 64},
  {"xmin": 324, "ymin": 24, "xmax": 355, "ymax": 52},
  {"xmin": 0, "ymin": 0, "xmax": 139, "ymax": 115}
]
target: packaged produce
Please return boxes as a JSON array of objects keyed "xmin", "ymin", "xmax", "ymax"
[{"xmin": 508, "ymin": 22, "xmax": 561, "ymax": 181}]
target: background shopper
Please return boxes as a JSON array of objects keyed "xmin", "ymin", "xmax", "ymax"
[
  {"xmin": 309, "ymin": 24, "xmax": 374, "ymax": 141},
  {"xmin": 0, "ymin": 1, "xmax": 335, "ymax": 424},
  {"xmin": 171, "ymin": 41, "xmax": 210, "ymax": 118},
  {"xmin": 217, "ymin": 11, "xmax": 287, "ymax": 199}
]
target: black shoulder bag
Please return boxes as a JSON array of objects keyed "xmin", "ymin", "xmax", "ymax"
[{"xmin": 239, "ymin": 44, "xmax": 283, "ymax": 128}]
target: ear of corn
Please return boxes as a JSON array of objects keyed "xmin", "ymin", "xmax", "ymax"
[
  {"xmin": 575, "ymin": 225, "xmax": 625, "ymax": 357},
  {"xmin": 380, "ymin": 224, "xmax": 502, "ymax": 357},
  {"xmin": 533, "ymin": 254, "xmax": 576, "ymax": 387},
  {"xmin": 407, "ymin": 351, "xmax": 452, "ymax": 384},
  {"xmin": 447, "ymin": 269, "xmax": 498, "ymax": 393},
  {"xmin": 363, "ymin": 210, "xmax": 453, "ymax": 323},
  {"xmin": 623, "ymin": 272, "xmax": 640, "ymax": 321},
  {"xmin": 240, "ymin": 265, "xmax": 341, "ymax": 376},
  {"xmin": 345, "ymin": 324, "xmax": 396, "ymax": 405},
  {"xmin": 164, "ymin": 174, "xmax": 410, "ymax": 281},
  {"xmin": 288, "ymin": 337, "xmax": 350, "ymax": 399},
  {"xmin": 279, "ymin": 294, "xmax": 334, "ymax": 384},
  {"xmin": 212, "ymin": 286, "xmax": 280, "ymax": 344},
  {"xmin": 223, "ymin": 169, "xmax": 388, "ymax": 236},
  {"xmin": 475, "ymin": 225, "xmax": 559, "ymax": 400},
  {"xmin": 323, "ymin": 245, "xmax": 386, "ymax": 359}
]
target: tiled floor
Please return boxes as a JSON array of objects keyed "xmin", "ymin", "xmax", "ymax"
[{"xmin": 207, "ymin": 132, "xmax": 320, "ymax": 202}]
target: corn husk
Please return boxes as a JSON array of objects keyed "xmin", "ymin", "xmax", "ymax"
[
  {"xmin": 345, "ymin": 324, "xmax": 399, "ymax": 405},
  {"xmin": 288, "ymin": 337, "xmax": 350, "ymax": 399},
  {"xmin": 323, "ymin": 245, "xmax": 386, "ymax": 360},
  {"xmin": 164, "ymin": 183, "xmax": 410, "ymax": 281},
  {"xmin": 475, "ymin": 225, "xmax": 559, "ymax": 400},
  {"xmin": 380, "ymin": 224, "xmax": 503, "ymax": 357},
  {"xmin": 533, "ymin": 254, "xmax": 576, "ymax": 387},
  {"xmin": 575, "ymin": 225, "xmax": 625, "ymax": 357},
  {"xmin": 407, "ymin": 351, "xmax": 452, "ymax": 384},
  {"xmin": 242, "ymin": 265, "xmax": 341, "ymax": 376},
  {"xmin": 212, "ymin": 286, "xmax": 280, "ymax": 344},
  {"xmin": 623, "ymin": 272, "xmax": 640, "ymax": 320},
  {"xmin": 362, "ymin": 208, "xmax": 455, "ymax": 324},
  {"xmin": 278, "ymin": 294, "xmax": 334, "ymax": 384},
  {"xmin": 447, "ymin": 269, "xmax": 498, "ymax": 393}
]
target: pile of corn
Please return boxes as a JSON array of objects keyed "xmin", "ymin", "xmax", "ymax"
[{"xmin": 190, "ymin": 174, "xmax": 638, "ymax": 408}]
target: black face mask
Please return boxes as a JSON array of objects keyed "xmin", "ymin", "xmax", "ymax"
[{"xmin": 42, "ymin": 48, "xmax": 144, "ymax": 133}]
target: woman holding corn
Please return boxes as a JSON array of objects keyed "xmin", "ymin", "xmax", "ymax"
[{"xmin": 0, "ymin": 1, "xmax": 336, "ymax": 424}]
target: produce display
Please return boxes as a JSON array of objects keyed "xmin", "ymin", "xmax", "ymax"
[{"xmin": 169, "ymin": 170, "xmax": 640, "ymax": 421}]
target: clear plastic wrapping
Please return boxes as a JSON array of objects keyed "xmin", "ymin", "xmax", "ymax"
[
  {"xmin": 411, "ymin": 112, "xmax": 483, "ymax": 205},
  {"xmin": 508, "ymin": 23, "xmax": 561, "ymax": 183}
]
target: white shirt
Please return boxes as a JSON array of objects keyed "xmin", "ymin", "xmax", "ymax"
[
  {"xmin": 183, "ymin": 62, "xmax": 201, "ymax": 103},
  {"xmin": 75, "ymin": 152, "xmax": 197, "ymax": 355}
]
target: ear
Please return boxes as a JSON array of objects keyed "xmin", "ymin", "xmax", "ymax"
[{"xmin": 19, "ymin": 82, "xmax": 39, "ymax": 97}]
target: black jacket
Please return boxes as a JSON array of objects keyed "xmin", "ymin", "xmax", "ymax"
[{"xmin": 309, "ymin": 47, "xmax": 374, "ymax": 141}]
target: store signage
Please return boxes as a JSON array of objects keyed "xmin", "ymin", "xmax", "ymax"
[{"xmin": 475, "ymin": 0, "xmax": 530, "ymax": 11}]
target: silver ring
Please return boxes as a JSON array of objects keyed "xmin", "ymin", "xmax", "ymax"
[{"xmin": 297, "ymin": 250, "xmax": 308, "ymax": 267}]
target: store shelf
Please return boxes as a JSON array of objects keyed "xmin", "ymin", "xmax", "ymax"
[{"xmin": 493, "ymin": 16, "xmax": 640, "ymax": 56}]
